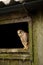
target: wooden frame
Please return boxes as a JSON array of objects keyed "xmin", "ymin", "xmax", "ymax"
[{"xmin": 0, "ymin": 16, "xmax": 33, "ymax": 62}]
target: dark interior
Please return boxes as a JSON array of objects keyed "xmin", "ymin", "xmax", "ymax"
[{"xmin": 0, "ymin": 22, "xmax": 28, "ymax": 48}]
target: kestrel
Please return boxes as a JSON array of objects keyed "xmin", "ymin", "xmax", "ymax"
[{"xmin": 17, "ymin": 29, "xmax": 29, "ymax": 50}]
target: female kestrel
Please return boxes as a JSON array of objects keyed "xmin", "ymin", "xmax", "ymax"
[{"xmin": 17, "ymin": 29, "xmax": 29, "ymax": 49}]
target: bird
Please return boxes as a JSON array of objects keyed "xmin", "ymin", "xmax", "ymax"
[{"xmin": 17, "ymin": 29, "xmax": 29, "ymax": 50}]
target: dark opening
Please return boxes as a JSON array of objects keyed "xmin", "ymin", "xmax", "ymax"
[{"xmin": 0, "ymin": 22, "xmax": 28, "ymax": 48}]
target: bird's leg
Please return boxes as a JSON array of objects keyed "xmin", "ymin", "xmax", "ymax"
[{"xmin": 23, "ymin": 44, "xmax": 28, "ymax": 50}]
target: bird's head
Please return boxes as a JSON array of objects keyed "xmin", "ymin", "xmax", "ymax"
[{"xmin": 17, "ymin": 30, "xmax": 24, "ymax": 37}]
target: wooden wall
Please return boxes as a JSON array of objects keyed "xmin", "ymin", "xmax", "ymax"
[
  {"xmin": 0, "ymin": 12, "xmax": 32, "ymax": 65},
  {"xmin": 32, "ymin": 11, "xmax": 43, "ymax": 65},
  {"xmin": 0, "ymin": 11, "xmax": 43, "ymax": 65}
]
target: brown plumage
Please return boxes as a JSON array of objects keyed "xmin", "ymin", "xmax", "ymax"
[{"xmin": 17, "ymin": 30, "xmax": 29, "ymax": 49}]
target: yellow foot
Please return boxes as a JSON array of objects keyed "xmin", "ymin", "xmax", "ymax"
[{"xmin": 23, "ymin": 46, "xmax": 28, "ymax": 50}]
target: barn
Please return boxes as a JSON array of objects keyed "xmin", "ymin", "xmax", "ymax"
[{"xmin": 0, "ymin": 0, "xmax": 43, "ymax": 65}]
